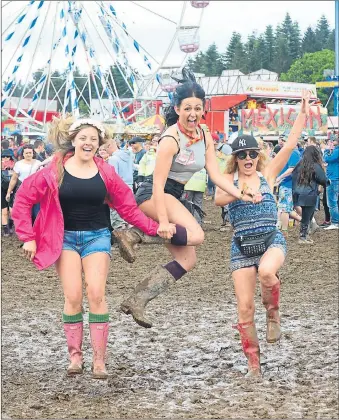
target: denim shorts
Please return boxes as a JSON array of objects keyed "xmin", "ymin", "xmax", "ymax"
[
  {"xmin": 62, "ymin": 228, "xmax": 112, "ymax": 259},
  {"xmin": 230, "ymin": 230, "xmax": 287, "ymax": 273}
]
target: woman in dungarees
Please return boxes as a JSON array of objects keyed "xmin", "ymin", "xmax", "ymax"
[
  {"xmin": 215, "ymin": 90, "xmax": 311, "ymax": 376},
  {"xmin": 119, "ymin": 71, "xmax": 258, "ymax": 329}
]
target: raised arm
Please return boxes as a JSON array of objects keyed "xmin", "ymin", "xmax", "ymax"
[
  {"xmin": 214, "ymin": 173, "xmax": 240, "ymax": 206},
  {"xmin": 204, "ymin": 131, "xmax": 256, "ymax": 203},
  {"xmin": 264, "ymin": 89, "xmax": 310, "ymax": 186}
]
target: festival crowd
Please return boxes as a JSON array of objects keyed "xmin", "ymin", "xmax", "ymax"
[{"xmin": 1, "ymin": 71, "xmax": 338, "ymax": 380}]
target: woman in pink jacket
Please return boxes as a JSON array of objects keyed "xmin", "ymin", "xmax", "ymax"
[{"xmin": 11, "ymin": 116, "xmax": 168, "ymax": 380}]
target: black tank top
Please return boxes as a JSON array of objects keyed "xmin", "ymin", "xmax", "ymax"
[{"xmin": 59, "ymin": 169, "xmax": 109, "ymax": 231}]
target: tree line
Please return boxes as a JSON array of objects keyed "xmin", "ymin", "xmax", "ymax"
[{"xmin": 187, "ymin": 14, "xmax": 335, "ymax": 76}]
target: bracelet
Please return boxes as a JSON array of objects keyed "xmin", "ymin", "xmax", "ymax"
[{"xmin": 239, "ymin": 190, "xmax": 244, "ymax": 200}]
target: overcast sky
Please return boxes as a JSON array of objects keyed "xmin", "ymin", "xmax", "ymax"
[
  {"xmin": 2, "ymin": 1, "xmax": 336, "ymax": 83},
  {"xmin": 116, "ymin": 1, "xmax": 336, "ymax": 54}
]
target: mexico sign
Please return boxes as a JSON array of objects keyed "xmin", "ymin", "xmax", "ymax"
[{"xmin": 239, "ymin": 105, "xmax": 328, "ymax": 135}]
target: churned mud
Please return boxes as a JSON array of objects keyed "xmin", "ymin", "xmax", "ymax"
[{"xmin": 1, "ymin": 201, "xmax": 338, "ymax": 419}]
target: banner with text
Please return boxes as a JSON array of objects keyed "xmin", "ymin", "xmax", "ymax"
[{"xmin": 239, "ymin": 105, "xmax": 328, "ymax": 135}]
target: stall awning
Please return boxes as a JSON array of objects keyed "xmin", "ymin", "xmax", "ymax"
[{"xmin": 208, "ymin": 94, "xmax": 248, "ymax": 111}]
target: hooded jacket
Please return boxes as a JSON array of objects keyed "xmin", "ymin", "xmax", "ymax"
[
  {"xmin": 108, "ymin": 149, "xmax": 134, "ymax": 188},
  {"xmin": 12, "ymin": 155, "xmax": 159, "ymax": 270}
]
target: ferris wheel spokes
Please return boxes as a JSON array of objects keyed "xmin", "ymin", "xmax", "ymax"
[{"xmin": 14, "ymin": 1, "xmax": 53, "ymax": 120}]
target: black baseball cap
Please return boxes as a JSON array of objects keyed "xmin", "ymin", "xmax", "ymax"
[
  {"xmin": 231, "ymin": 135, "xmax": 260, "ymax": 154},
  {"xmin": 1, "ymin": 149, "xmax": 15, "ymax": 159},
  {"xmin": 128, "ymin": 136, "xmax": 144, "ymax": 145}
]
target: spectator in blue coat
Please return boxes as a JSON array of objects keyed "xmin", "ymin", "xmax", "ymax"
[
  {"xmin": 276, "ymin": 138, "xmax": 302, "ymax": 234},
  {"xmin": 323, "ymin": 138, "xmax": 339, "ymax": 230}
]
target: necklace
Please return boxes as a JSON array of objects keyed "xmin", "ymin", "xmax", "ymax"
[{"xmin": 177, "ymin": 121, "xmax": 203, "ymax": 147}]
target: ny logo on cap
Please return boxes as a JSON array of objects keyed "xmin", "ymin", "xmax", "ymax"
[{"xmin": 239, "ymin": 138, "xmax": 246, "ymax": 147}]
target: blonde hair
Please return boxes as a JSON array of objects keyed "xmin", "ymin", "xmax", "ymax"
[
  {"xmin": 225, "ymin": 150, "xmax": 269, "ymax": 174},
  {"xmin": 48, "ymin": 114, "xmax": 106, "ymax": 186}
]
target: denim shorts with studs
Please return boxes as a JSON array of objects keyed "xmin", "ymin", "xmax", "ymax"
[{"xmin": 62, "ymin": 228, "xmax": 112, "ymax": 259}]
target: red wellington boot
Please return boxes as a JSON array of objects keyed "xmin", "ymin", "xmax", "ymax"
[
  {"xmin": 233, "ymin": 321, "xmax": 261, "ymax": 377},
  {"xmin": 261, "ymin": 281, "xmax": 281, "ymax": 343},
  {"xmin": 63, "ymin": 322, "xmax": 84, "ymax": 375},
  {"xmin": 89, "ymin": 322, "xmax": 109, "ymax": 380}
]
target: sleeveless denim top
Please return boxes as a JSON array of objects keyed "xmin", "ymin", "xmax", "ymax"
[
  {"xmin": 228, "ymin": 171, "xmax": 278, "ymax": 237},
  {"xmin": 167, "ymin": 124, "xmax": 206, "ymax": 184}
]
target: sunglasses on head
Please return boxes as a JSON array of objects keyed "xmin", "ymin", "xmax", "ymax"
[{"xmin": 236, "ymin": 150, "xmax": 259, "ymax": 160}]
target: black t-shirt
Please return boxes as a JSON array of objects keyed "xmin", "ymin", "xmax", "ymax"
[{"xmin": 59, "ymin": 169, "xmax": 109, "ymax": 231}]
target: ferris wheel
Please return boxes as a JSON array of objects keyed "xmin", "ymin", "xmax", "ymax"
[{"xmin": 1, "ymin": 0, "xmax": 210, "ymax": 133}]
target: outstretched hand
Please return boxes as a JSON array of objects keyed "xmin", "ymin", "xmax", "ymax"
[{"xmin": 301, "ymin": 89, "xmax": 312, "ymax": 116}]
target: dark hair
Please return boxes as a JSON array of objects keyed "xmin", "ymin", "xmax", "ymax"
[
  {"xmin": 2, "ymin": 140, "xmax": 9, "ymax": 150},
  {"xmin": 34, "ymin": 140, "xmax": 44, "ymax": 149},
  {"xmin": 164, "ymin": 68, "xmax": 205, "ymax": 127},
  {"xmin": 20, "ymin": 144, "xmax": 36, "ymax": 159},
  {"xmin": 297, "ymin": 145, "xmax": 323, "ymax": 186},
  {"xmin": 14, "ymin": 134, "xmax": 22, "ymax": 147}
]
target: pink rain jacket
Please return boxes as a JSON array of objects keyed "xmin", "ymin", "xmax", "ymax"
[{"xmin": 12, "ymin": 155, "xmax": 159, "ymax": 270}]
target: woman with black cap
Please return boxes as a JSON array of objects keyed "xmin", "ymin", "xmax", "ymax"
[
  {"xmin": 118, "ymin": 69, "xmax": 258, "ymax": 329},
  {"xmin": 214, "ymin": 90, "xmax": 311, "ymax": 377}
]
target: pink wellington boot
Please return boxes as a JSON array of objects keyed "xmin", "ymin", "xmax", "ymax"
[
  {"xmin": 233, "ymin": 321, "xmax": 261, "ymax": 377},
  {"xmin": 89, "ymin": 322, "xmax": 109, "ymax": 380},
  {"xmin": 63, "ymin": 322, "xmax": 84, "ymax": 375},
  {"xmin": 261, "ymin": 281, "xmax": 281, "ymax": 343}
]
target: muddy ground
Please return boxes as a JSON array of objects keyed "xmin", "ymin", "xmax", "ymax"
[{"xmin": 1, "ymin": 201, "xmax": 338, "ymax": 419}]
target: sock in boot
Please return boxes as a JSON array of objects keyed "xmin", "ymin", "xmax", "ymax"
[
  {"xmin": 163, "ymin": 260, "xmax": 187, "ymax": 280},
  {"xmin": 63, "ymin": 312, "xmax": 83, "ymax": 375},
  {"xmin": 89, "ymin": 313, "xmax": 109, "ymax": 379},
  {"xmin": 170, "ymin": 225, "xmax": 188, "ymax": 246}
]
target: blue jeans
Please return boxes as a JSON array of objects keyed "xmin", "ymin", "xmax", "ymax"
[
  {"xmin": 62, "ymin": 228, "xmax": 112, "ymax": 259},
  {"xmin": 327, "ymin": 179, "xmax": 339, "ymax": 224},
  {"xmin": 207, "ymin": 177, "xmax": 215, "ymax": 196}
]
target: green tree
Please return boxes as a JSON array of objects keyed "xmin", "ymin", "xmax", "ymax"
[
  {"xmin": 315, "ymin": 15, "xmax": 331, "ymax": 50},
  {"xmin": 256, "ymin": 35, "xmax": 268, "ymax": 70},
  {"xmin": 272, "ymin": 26, "xmax": 290, "ymax": 74},
  {"xmin": 245, "ymin": 33, "xmax": 259, "ymax": 72},
  {"xmin": 188, "ymin": 51, "xmax": 206, "ymax": 74},
  {"xmin": 264, "ymin": 25, "xmax": 275, "ymax": 70},
  {"xmin": 280, "ymin": 49, "xmax": 335, "ymax": 105},
  {"xmin": 223, "ymin": 32, "xmax": 244, "ymax": 69},
  {"xmin": 279, "ymin": 14, "xmax": 301, "ymax": 67},
  {"xmin": 200, "ymin": 43, "xmax": 223, "ymax": 76},
  {"xmin": 108, "ymin": 66, "xmax": 132, "ymax": 98},
  {"xmin": 326, "ymin": 29, "xmax": 335, "ymax": 51},
  {"xmin": 290, "ymin": 22, "xmax": 301, "ymax": 60},
  {"xmin": 280, "ymin": 49, "xmax": 335, "ymax": 83},
  {"xmin": 302, "ymin": 27, "xmax": 318, "ymax": 54}
]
